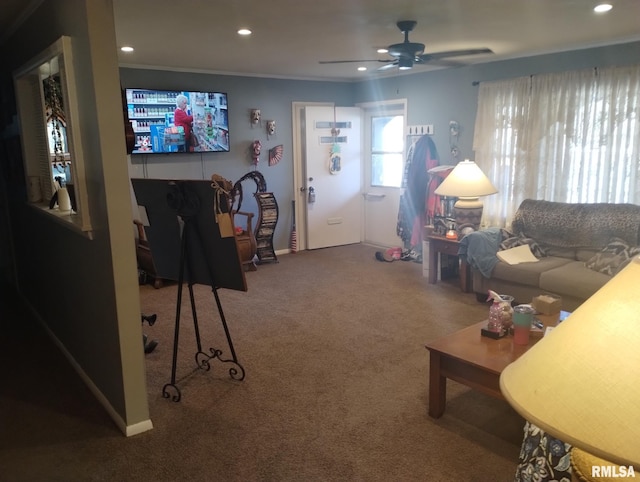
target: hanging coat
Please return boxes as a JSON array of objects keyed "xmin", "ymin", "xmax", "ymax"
[{"xmin": 397, "ymin": 135, "xmax": 441, "ymax": 248}]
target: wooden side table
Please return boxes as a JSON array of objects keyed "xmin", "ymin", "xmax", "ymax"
[{"xmin": 426, "ymin": 234, "xmax": 471, "ymax": 292}]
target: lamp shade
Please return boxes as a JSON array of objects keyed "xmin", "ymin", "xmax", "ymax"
[
  {"xmin": 433, "ymin": 159, "xmax": 497, "ymax": 199},
  {"xmin": 500, "ymin": 256, "xmax": 640, "ymax": 468}
]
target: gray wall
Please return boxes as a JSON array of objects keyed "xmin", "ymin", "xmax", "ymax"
[
  {"xmin": 124, "ymin": 42, "xmax": 640, "ymax": 254},
  {"xmin": 354, "ymin": 41, "xmax": 640, "ymax": 167},
  {"xmin": 0, "ymin": 0, "xmax": 149, "ymax": 432},
  {"xmin": 120, "ymin": 68, "xmax": 355, "ymax": 251}
]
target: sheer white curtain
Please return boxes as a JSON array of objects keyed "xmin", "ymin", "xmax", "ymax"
[{"xmin": 473, "ymin": 64, "xmax": 640, "ymax": 230}]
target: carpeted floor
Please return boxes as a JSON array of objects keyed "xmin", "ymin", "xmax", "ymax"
[{"xmin": 0, "ymin": 244, "xmax": 525, "ymax": 481}]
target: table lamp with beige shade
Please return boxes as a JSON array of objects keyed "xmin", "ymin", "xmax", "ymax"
[
  {"xmin": 500, "ymin": 256, "xmax": 640, "ymax": 480},
  {"xmin": 433, "ymin": 159, "xmax": 497, "ymax": 236}
]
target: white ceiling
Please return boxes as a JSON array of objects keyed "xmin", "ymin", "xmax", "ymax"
[{"xmin": 2, "ymin": 1, "xmax": 640, "ymax": 81}]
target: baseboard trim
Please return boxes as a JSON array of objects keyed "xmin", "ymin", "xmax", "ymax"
[
  {"xmin": 126, "ymin": 419, "xmax": 154, "ymax": 437},
  {"xmin": 19, "ymin": 292, "xmax": 153, "ymax": 437}
]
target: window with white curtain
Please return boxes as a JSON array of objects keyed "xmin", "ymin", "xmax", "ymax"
[{"xmin": 473, "ymin": 64, "xmax": 640, "ymax": 229}]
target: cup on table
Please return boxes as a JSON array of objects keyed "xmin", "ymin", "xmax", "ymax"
[{"xmin": 513, "ymin": 304, "xmax": 535, "ymax": 345}]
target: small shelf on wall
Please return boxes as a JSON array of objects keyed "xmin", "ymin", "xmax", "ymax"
[{"xmin": 13, "ymin": 36, "xmax": 93, "ymax": 238}]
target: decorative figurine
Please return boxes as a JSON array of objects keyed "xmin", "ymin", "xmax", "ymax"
[
  {"xmin": 250, "ymin": 109, "xmax": 261, "ymax": 125},
  {"xmin": 251, "ymin": 139, "xmax": 262, "ymax": 164},
  {"xmin": 266, "ymin": 120, "xmax": 276, "ymax": 137}
]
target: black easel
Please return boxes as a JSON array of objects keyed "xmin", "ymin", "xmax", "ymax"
[{"xmin": 131, "ymin": 178, "xmax": 247, "ymax": 403}]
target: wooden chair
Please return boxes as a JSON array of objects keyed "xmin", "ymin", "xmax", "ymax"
[
  {"xmin": 233, "ymin": 211, "xmax": 257, "ymax": 271},
  {"xmin": 133, "ymin": 219, "xmax": 164, "ymax": 288}
]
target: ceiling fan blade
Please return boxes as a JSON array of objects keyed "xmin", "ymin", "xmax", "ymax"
[
  {"xmin": 415, "ymin": 57, "xmax": 464, "ymax": 68},
  {"xmin": 420, "ymin": 48, "xmax": 493, "ymax": 62},
  {"xmin": 377, "ymin": 61, "xmax": 399, "ymax": 71},
  {"xmin": 319, "ymin": 59, "xmax": 388, "ymax": 64}
]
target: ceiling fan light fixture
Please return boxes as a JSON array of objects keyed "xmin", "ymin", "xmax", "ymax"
[
  {"xmin": 398, "ymin": 58, "xmax": 413, "ymax": 70},
  {"xmin": 318, "ymin": 20, "xmax": 493, "ymax": 72}
]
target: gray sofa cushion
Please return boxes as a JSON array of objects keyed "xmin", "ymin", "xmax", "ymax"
[
  {"xmin": 540, "ymin": 261, "xmax": 611, "ymax": 300},
  {"xmin": 544, "ymin": 246, "xmax": 577, "ymax": 260},
  {"xmin": 491, "ymin": 256, "xmax": 572, "ymax": 286}
]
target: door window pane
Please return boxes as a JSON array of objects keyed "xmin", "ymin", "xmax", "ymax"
[
  {"xmin": 371, "ymin": 115, "xmax": 403, "ymax": 187},
  {"xmin": 371, "ymin": 153, "xmax": 403, "ymax": 187}
]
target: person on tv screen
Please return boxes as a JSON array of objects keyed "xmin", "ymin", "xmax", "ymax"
[{"xmin": 174, "ymin": 94, "xmax": 193, "ymax": 151}]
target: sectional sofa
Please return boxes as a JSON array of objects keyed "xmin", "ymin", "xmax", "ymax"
[{"xmin": 459, "ymin": 199, "xmax": 640, "ymax": 311}]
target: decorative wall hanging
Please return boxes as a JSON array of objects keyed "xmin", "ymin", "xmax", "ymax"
[
  {"xmin": 266, "ymin": 120, "xmax": 276, "ymax": 138},
  {"xmin": 449, "ymin": 120, "xmax": 461, "ymax": 163},
  {"xmin": 269, "ymin": 144, "xmax": 283, "ymax": 166},
  {"xmin": 250, "ymin": 109, "xmax": 261, "ymax": 126},
  {"xmin": 329, "ymin": 144, "xmax": 341, "ymax": 175},
  {"xmin": 251, "ymin": 139, "xmax": 262, "ymax": 165},
  {"xmin": 329, "ymin": 118, "xmax": 341, "ymax": 174}
]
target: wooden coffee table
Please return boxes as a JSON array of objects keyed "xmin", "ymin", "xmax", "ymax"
[{"xmin": 425, "ymin": 321, "xmax": 541, "ymax": 418}]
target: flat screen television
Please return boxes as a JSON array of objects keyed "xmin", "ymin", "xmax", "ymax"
[{"xmin": 125, "ymin": 88, "xmax": 229, "ymax": 154}]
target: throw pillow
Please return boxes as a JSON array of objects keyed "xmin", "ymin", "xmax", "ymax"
[
  {"xmin": 500, "ymin": 234, "xmax": 546, "ymax": 258},
  {"xmin": 585, "ymin": 238, "xmax": 640, "ymax": 276}
]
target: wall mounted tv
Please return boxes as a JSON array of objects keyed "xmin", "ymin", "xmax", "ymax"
[{"xmin": 125, "ymin": 89, "xmax": 229, "ymax": 154}]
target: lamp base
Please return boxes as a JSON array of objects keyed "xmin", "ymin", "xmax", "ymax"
[{"xmin": 453, "ymin": 198, "xmax": 484, "ymax": 235}]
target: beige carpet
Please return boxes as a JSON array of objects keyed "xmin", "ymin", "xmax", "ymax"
[{"xmin": 1, "ymin": 244, "xmax": 525, "ymax": 481}]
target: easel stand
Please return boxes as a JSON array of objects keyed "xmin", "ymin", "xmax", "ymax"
[{"xmin": 162, "ymin": 212, "xmax": 245, "ymax": 403}]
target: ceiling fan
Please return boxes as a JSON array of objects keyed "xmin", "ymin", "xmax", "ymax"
[{"xmin": 319, "ymin": 20, "xmax": 493, "ymax": 71}]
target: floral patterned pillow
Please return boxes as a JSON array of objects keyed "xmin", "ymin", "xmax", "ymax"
[
  {"xmin": 514, "ymin": 421, "xmax": 572, "ymax": 482},
  {"xmin": 585, "ymin": 238, "xmax": 640, "ymax": 276}
]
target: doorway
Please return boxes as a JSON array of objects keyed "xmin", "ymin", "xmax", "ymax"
[
  {"xmin": 292, "ymin": 99, "xmax": 407, "ymax": 251},
  {"xmin": 359, "ymin": 99, "xmax": 407, "ymax": 248}
]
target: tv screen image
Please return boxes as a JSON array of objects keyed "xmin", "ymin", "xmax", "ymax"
[{"xmin": 125, "ymin": 89, "xmax": 229, "ymax": 154}]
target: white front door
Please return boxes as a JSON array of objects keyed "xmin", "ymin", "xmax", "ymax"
[
  {"xmin": 304, "ymin": 106, "xmax": 362, "ymax": 250},
  {"xmin": 360, "ymin": 100, "xmax": 407, "ymax": 248}
]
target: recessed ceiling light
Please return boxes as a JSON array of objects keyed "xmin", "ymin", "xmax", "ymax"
[
  {"xmin": 357, "ymin": 66, "xmax": 367, "ymax": 71},
  {"xmin": 594, "ymin": 3, "xmax": 613, "ymax": 13},
  {"xmin": 120, "ymin": 46, "xmax": 134, "ymax": 53},
  {"xmin": 377, "ymin": 48, "xmax": 388, "ymax": 54},
  {"xmin": 237, "ymin": 28, "xmax": 252, "ymax": 36}
]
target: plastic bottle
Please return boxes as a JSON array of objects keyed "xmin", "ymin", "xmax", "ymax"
[{"xmin": 488, "ymin": 300, "xmax": 503, "ymax": 333}]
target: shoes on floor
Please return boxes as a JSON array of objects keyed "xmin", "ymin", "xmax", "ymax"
[
  {"xmin": 144, "ymin": 340, "xmax": 158, "ymax": 354},
  {"xmin": 375, "ymin": 247, "xmax": 403, "ymax": 262},
  {"xmin": 141, "ymin": 313, "xmax": 157, "ymax": 326},
  {"xmin": 142, "ymin": 333, "xmax": 158, "ymax": 354},
  {"xmin": 400, "ymin": 249, "xmax": 422, "ymax": 263},
  {"xmin": 375, "ymin": 251, "xmax": 394, "ymax": 262}
]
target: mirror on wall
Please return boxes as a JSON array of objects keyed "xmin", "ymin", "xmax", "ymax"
[{"xmin": 13, "ymin": 36, "xmax": 92, "ymax": 236}]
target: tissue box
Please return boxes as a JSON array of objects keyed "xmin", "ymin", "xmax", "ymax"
[{"xmin": 532, "ymin": 294, "xmax": 562, "ymax": 315}]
